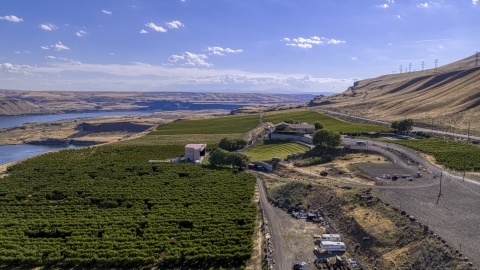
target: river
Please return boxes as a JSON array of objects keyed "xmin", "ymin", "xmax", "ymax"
[
  {"xmin": 0, "ymin": 111, "xmax": 152, "ymax": 130},
  {"xmin": 0, "ymin": 144, "xmax": 85, "ymax": 167}
]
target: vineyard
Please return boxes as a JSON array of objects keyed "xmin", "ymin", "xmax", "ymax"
[
  {"xmin": 263, "ymin": 110, "xmax": 391, "ymax": 134},
  {"xmin": 243, "ymin": 141, "xmax": 309, "ymax": 161},
  {"xmin": 393, "ymin": 138, "xmax": 480, "ymax": 171},
  {"xmin": 149, "ymin": 114, "xmax": 260, "ymax": 135},
  {"xmin": 0, "ymin": 115, "xmax": 259, "ymax": 268}
]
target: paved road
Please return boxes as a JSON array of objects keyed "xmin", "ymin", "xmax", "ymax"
[
  {"xmin": 257, "ymin": 178, "xmax": 290, "ymax": 270},
  {"xmin": 320, "ymin": 109, "xmax": 480, "ymax": 141},
  {"xmin": 344, "ymin": 138, "xmax": 480, "ymax": 267}
]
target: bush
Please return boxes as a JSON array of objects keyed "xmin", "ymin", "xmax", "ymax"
[{"xmin": 294, "ymin": 155, "xmax": 332, "ymax": 167}]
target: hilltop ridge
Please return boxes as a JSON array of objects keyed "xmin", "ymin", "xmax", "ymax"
[{"xmin": 309, "ymin": 54, "xmax": 480, "ymax": 130}]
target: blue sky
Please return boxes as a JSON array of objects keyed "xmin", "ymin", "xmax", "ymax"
[{"xmin": 0, "ymin": 0, "xmax": 478, "ymax": 93}]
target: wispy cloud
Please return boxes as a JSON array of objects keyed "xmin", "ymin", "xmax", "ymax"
[
  {"xmin": 165, "ymin": 21, "xmax": 184, "ymax": 29},
  {"xmin": 76, "ymin": 30, "xmax": 88, "ymax": 37},
  {"xmin": 145, "ymin": 22, "xmax": 167, "ymax": 32},
  {"xmin": 417, "ymin": 3, "xmax": 429, "ymax": 8},
  {"xmin": 387, "ymin": 0, "xmax": 394, "ymax": 3},
  {"xmin": 0, "ymin": 15, "xmax": 23, "ymax": 22},
  {"xmin": 473, "ymin": 0, "xmax": 478, "ymax": 5},
  {"xmin": 282, "ymin": 36, "xmax": 345, "ymax": 49},
  {"xmin": 205, "ymin": 47, "xmax": 242, "ymax": 56},
  {"xmin": 102, "ymin": 10, "xmax": 112, "ymax": 15},
  {"xmin": 168, "ymin": 52, "xmax": 212, "ymax": 66},
  {"xmin": 404, "ymin": 38, "xmax": 449, "ymax": 43},
  {"xmin": 42, "ymin": 42, "xmax": 70, "ymax": 51},
  {"xmin": 351, "ymin": 57, "xmax": 358, "ymax": 60},
  {"xmin": 39, "ymin": 23, "xmax": 57, "ymax": 31},
  {"xmin": 139, "ymin": 29, "xmax": 148, "ymax": 34},
  {"xmin": 377, "ymin": 4, "xmax": 389, "ymax": 8},
  {"xmin": 44, "ymin": 56, "xmax": 82, "ymax": 65}
]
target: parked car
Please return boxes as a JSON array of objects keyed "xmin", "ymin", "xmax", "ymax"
[
  {"xmin": 320, "ymin": 171, "xmax": 328, "ymax": 176},
  {"xmin": 348, "ymin": 258, "xmax": 358, "ymax": 268}
]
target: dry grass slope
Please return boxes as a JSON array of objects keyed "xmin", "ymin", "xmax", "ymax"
[{"xmin": 310, "ymin": 54, "xmax": 480, "ymax": 130}]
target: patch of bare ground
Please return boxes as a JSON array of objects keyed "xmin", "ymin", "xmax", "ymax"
[{"xmin": 259, "ymin": 156, "xmax": 471, "ymax": 269}]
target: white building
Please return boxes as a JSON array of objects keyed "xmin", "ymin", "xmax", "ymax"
[
  {"xmin": 320, "ymin": 241, "xmax": 346, "ymax": 252},
  {"xmin": 320, "ymin": 234, "xmax": 342, "ymax": 242},
  {"xmin": 184, "ymin": 144, "xmax": 206, "ymax": 162}
]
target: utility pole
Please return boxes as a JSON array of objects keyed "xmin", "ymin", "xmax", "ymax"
[
  {"xmin": 467, "ymin": 121, "xmax": 471, "ymax": 143},
  {"xmin": 422, "ymin": 61, "xmax": 425, "ymax": 71},
  {"xmin": 439, "ymin": 171, "xmax": 443, "ymax": 196},
  {"xmin": 409, "ymin": 63, "xmax": 412, "ymax": 72},
  {"xmin": 434, "ymin": 59, "xmax": 438, "ymax": 72},
  {"xmin": 476, "ymin": 52, "xmax": 479, "ymax": 67},
  {"xmin": 400, "ymin": 65, "xmax": 403, "ymax": 73},
  {"xmin": 463, "ymin": 155, "xmax": 466, "ymax": 182}
]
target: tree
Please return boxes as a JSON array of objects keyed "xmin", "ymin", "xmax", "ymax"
[
  {"xmin": 218, "ymin": 138, "xmax": 248, "ymax": 151},
  {"xmin": 312, "ymin": 130, "xmax": 341, "ymax": 148},
  {"xmin": 209, "ymin": 149, "xmax": 249, "ymax": 167},
  {"xmin": 314, "ymin": 122, "xmax": 324, "ymax": 130},
  {"xmin": 391, "ymin": 119, "xmax": 414, "ymax": 133}
]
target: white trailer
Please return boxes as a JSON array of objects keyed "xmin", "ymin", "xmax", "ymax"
[
  {"xmin": 320, "ymin": 234, "xmax": 342, "ymax": 241},
  {"xmin": 320, "ymin": 241, "xmax": 347, "ymax": 252}
]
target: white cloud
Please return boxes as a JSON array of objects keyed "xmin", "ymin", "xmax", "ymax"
[
  {"xmin": 417, "ymin": 3, "xmax": 429, "ymax": 8},
  {"xmin": 0, "ymin": 15, "xmax": 23, "ymax": 22},
  {"xmin": 169, "ymin": 52, "xmax": 212, "ymax": 66},
  {"xmin": 283, "ymin": 36, "xmax": 345, "ymax": 49},
  {"xmin": 298, "ymin": 43, "xmax": 313, "ymax": 49},
  {"xmin": 41, "ymin": 46, "xmax": 50, "ymax": 50},
  {"xmin": 387, "ymin": 0, "xmax": 394, "ymax": 2},
  {"xmin": 165, "ymin": 20, "xmax": 184, "ymax": 29},
  {"xmin": 351, "ymin": 57, "xmax": 358, "ymax": 60},
  {"xmin": 205, "ymin": 47, "xmax": 243, "ymax": 56},
  {"xmin": 102, "ymin": 10, "xmax": 112, "ymax": 15},
  {"xmin": 46, "ymin": 56, "xmax": 56, "ymax": 59},
  {"xmin": 377, "ymin": 4, "xmax": 389, "ymax": 8},
  {"xmin": 397, "ymin": 15, "xmax": 401, "ymax": 18},
  {"xmin": 43, "ymin": 42, "xmax": 70, "ymax": 51},
  {"xmin": 39, "ymin": 23, "xmax": 57, "ymax": 31},
  {"xmin": 145, "ymin": 22, "xmax": 167, "ymax": 32},
  {"xmin": 139, "ymin": 29, "xmax": 148, "ymax": 34},
  {"xmin": 76, "ymin": 30, "xmax": 88, "ymax": 37},
  {"xmin": 473, "ymin": 0, "xmax": 478, "ymax": 4},
  {"xmin": 439, "ymin": 45, "xmax": 444, "ymax": 49},
  {"xmin": 388, "ymin": 43, "xmax": 393, "ymax": 46},
  {"xmin": 14, "ymin": 51, "xmax": 20, "ymax": 54}
]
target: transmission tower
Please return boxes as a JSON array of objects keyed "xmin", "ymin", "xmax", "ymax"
[
  {"xmin": 409, "ymin": 63, "xmax": 412, "ymax": 72},
  {"xmin": 434, "ymin": 59, "xmax": 438, "ymax": 72},
  {"xmin": 422, "ymin": 61, "xmax": 425, "ymax": 71},
  {"xmin": 400, "ymin": 65, "xmax": 403, "ymax": 73},
  {"xmin": 476, "ymin": 51, "xmax": 479, "ymax": 67}
]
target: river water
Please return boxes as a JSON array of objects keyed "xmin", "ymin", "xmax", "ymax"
[
  {"xmin": 0, "ymin": 144, "xmax": 85, "ymax": 167},
  {"xmin": 0, "ymin": 111, "xmax": 152, "ymax": 130},
  {"xmin": 0, "ymin": 111, "xmax": 154, "ymax": 167}
]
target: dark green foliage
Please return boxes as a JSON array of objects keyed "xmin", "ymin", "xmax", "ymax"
[
  {"xmin": 218, "ymin": 137, "xmax": 248, "ymax": 151},
  {"xmin": 391, "ymin": 119, "xmax": 414, "ymax": 133},
  {"xmin": 294, "ymin": 155, "xmax": 332, "ymax": 167},
  {"xmin": 284, "ymin": 119, "xmax": 295, "ymax": 124},
  {"xmin": 314, "ymin": 122, "xmax": 324, "ymax": 130},
  {"xmin": 0, "ymin": 143, "xmax": 256, "ymax": 268},
  {"xmin": 209, "ymin": 149, "xmax": 249, "ymax": 168},
  {"xmin": 149, "ymin": 115, "xmax": 259, "ymax": 135},
  {"xmin": 313, "ymin": 130, "xmax": 341, "ymax": 148}
]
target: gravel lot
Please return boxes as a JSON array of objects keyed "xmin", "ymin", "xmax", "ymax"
[{"xmin": 347, "ymin": 138, "xmax": 480, "ymax": 267}]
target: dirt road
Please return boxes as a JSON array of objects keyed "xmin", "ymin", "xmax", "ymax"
[{"xmin": 345, "ymin": 138, "xmax": 480, "ymax": 266}]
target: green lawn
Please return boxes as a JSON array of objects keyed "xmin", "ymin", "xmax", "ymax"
[
  {"xmin": 149, "ymin": 114, "xmax": 259, "ymax": 135},
  {"xmin": 263, "ymin": 110, "xmax": 391, "ymax": 135},
  {"xmin": 243, "ymin": 140, "xmax": 309, "ymax": 161}
]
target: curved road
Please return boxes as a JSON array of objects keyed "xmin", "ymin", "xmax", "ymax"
[{"xmin": 320, "ymin": 109, "xmax": 480, "ymax": 141}]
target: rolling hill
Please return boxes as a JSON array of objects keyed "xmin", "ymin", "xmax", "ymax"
[{"xmin": 309, "ymin": 53, "xmax": 480, "ymax": 130}]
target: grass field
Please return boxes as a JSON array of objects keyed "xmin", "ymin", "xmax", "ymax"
[
  {"xmin": 243, "ymin": 140, "xmax": 309, "ymax": 161},
  {"xmin": 149, "ymin": 114, "xmax": 259, "ymax": 135},
  {"xmin": 263, "ymin": 110, "xmax": 392, "ymax": 134}
]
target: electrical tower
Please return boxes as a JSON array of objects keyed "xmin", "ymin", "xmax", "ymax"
[
  {"xmin": 409, "ymin": 63, "xmax": 412, "ymax": 72},
  {"xmin": 434, "ymin": 59, "xmax": 438, "ymax": 72},
  {"xmin": 400, "ymin": 65, "xmax": 403, "ymax": 73},
  {"xmin": 422, "ymin": 61, "xmax": 425, "ymax": 71},
  {"xmin": 476, "ymin": 51, "xmax": 479, "ymax": 67}
]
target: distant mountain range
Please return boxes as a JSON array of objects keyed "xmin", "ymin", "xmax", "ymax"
[{"xmin": 309, "ymin": 53, "xmax": 480, "ymax": 130}]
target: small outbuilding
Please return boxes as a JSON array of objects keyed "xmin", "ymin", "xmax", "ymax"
[{"xmin": 184, "ymin": 144, "xmax": 206, "ymax": 162}]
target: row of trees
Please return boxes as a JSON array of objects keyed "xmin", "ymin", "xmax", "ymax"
[
  {"xmin": 218, "ymin": 138, "xmax": 248, "ymax": 151},
  {"xmin": 391, "ymin": 119, "xmax": 414, "ymax": 133}
]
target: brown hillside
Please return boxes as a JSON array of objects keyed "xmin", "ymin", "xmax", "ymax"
[
  {"xmin": 0, "ymin": 97, "xmax": 39, "ymax": 116},
  {"xmin": 310, "ymin": 54, "xmax": 480, "ymax": 130}
]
